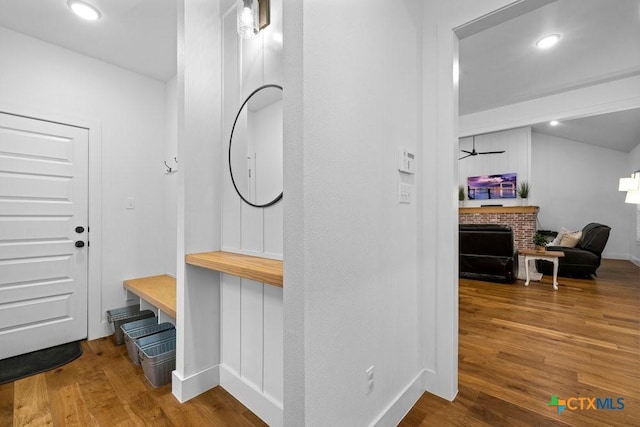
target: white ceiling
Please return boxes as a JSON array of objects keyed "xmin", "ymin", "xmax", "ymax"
[
  {"xmin": 0, "ymin": 0, "xmax": 177, "ymax": 82},
  {"xmin": 459, "ymin": 0, "xmax": 640, "ymax": 152},
  {"xmin": 0, "ymin": 0, "xmax": 638, "ymax": 151}
]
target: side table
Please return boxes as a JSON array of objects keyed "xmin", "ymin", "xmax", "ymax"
[{"xmin": 518, "ymin": 249, "xmax": 565, "ymax": 290}]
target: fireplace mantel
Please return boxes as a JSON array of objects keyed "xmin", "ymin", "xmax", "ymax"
[{"xmin": 459, "ymin": 206, "xmax": 539, "ymax": 214}]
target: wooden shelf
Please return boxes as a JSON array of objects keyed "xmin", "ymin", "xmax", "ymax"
[
  {"xmin": 186, "ymin": 251, "xmax": 283, "ymax": 287},
  {"xmin": 123, "ymin": 275, "xmax": 177, "ymax": 318}
]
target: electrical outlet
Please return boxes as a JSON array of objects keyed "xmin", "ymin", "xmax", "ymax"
[{"xmin": 365, "ymin": 365, "xmax": 374, "ymax": 395}]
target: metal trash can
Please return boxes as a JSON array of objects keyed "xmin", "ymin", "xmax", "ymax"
[
  {"xmin": 123, "ymin": 321, "xmax": 175, "ymax": 365},
  {"xmin": 106, "ymin": 305, "xmax": 155, "ymax": 345},
  {"xmin": 135, "ymin": 329, "xmax": 177, "ymax": 387}
]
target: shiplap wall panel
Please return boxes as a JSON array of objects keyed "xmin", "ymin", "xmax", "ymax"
[
  {"xmin": 241, "ymin": 33, "xmax": 263, "ymax": 101},
  {"xmin": 459, "ymin": 127, "xmax": 531, "ymax": 207},
  {"xmin": 221, "ymin": 274, "xmax": 242, "ymax": 374},
  {"xmin": 264, "ymin": 203, "xmax": 283, "ymax": 258},
  {"xmin": 220, "ymin": 1, "xmax": 284, "ymax": 414},
  {"xmin": 241, "ymin": 206, "xmax": 264, "ymax": 253},
  {"xmin": 222, "ymin": 9, "xmax": 242, "ymax": 252},
  {"xmin": 240, "ymin": 279, "xmax": 264, "ymax": 389},
  {"xmin": 263, "ymin": 0, "xmax": 283, "ymax": 86},
  {"xmin": 263, "ymin": 284, "xmax": 283, "ymax": 402},
  {"xmin": 222, "ymin": 173, "xmax": 242, "ymax": 250}
]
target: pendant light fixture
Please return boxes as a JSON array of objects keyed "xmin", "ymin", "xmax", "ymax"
[{"xmin": 237, "ymin": 0, "xmax": 270, "ymax": 39}]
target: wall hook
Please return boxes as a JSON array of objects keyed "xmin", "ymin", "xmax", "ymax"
[{"xmin": 165, "ymin": 157, "xmax": 179, "ymax": 174}]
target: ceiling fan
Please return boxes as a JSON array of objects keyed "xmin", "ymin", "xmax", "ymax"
[{"xmin": 459, "ymin": 136, "xmax": 505, "ymax": 160}]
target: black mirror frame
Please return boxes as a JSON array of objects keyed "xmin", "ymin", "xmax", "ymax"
[{"xmin": 228, "ymin": 84, "xmax": 283, "ymax": 208}]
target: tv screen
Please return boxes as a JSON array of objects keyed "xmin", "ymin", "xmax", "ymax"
[{"xmin": 467, "ymin": 173, "xmax": 517, "ymax": 200}]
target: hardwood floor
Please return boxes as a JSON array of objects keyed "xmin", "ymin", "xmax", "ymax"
[
  {"xmin": 0, "ymin": 337, "xmax": 267, "ymax": 426},
  {"xmin": 1, "ymin": 259, "xmax": 637, "ymax": 426},
  {"xmin": 402, "ymin": 259, "xmax": 640, "ymax": 426}
]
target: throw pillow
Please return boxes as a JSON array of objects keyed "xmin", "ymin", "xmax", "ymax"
[
  {"xmin": 560, "ymin": 230, "xmax": 582, "ymax": 248},
  {"xmin": 547, "ymin": 232, "xmax": 563, "ymax": 247},
  {"xmin": 547, "ymin": 227, "xmax": 570, "ymax": 246},
  {"xmin": 547, "ymin": 227, "xmax": 581, "ymax": 247}
]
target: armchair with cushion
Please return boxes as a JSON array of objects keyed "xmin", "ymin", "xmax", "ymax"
[{"xmin": 537, "ymin": 223, "xmax": 611, "ymax": 278}]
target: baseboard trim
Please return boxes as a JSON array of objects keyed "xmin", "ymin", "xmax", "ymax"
[
  {"xmin": 219, "ymin": 364, "xmax": 283, "ymax": 427},
  {"xmin": 630, "ymin": 255, "xmax": 640, "ymax": 267},
  {"xmin": 172, "ymin": 365, "xmax": 220, "ymax": 403},
  {"xmin": 370, "ymin": 369, "xmax": 426, "ymax": 427},
  {"xmin": 603, "ymin": 253, "xmax": 630, "ymax": 260},
  {"xmin": 423, "ymin": 368, "xmax": 458, "ymax": 401}
]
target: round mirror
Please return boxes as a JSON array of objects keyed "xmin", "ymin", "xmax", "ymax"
[{"xmin": 229, "ymin": 84, "xmax": 283, "ymax": 208}]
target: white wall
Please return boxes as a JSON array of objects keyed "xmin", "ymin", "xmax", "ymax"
[
  {"xmin": 165, "ymin": 76, "xmax": 178, "ymax": 277},
  {"xmin": 0, "ymin": 26, "xmax": 168, "ymax": 339},
  {"xmin": 627, "ymin": 143, "xmax": 640, "ymax": 265},
  {"xmin": 282, "ymin": 0, "xmax": 518, "ymax": 424},
  {"xmin": 284, "ymin": 1, "xmax": 425, "ymax": 425},
  {"xmin": 459, "ymin": 127, "xmax": 531, "ymax": 207},
  {"xmin": 172, "ymin": 0, "xmax": 222, "ymax": 403},
  {"xmin": 532, "ymin": 132, "xmax": 630, "ymax": 258}
]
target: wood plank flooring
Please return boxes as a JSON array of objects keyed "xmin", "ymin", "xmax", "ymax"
[
  {"xmin": 1, "ymin": 259, "xmax": 637, "ymax": 426},
  {"xmin": 0, "ymin": 337, "xmax": 266, "ymax": 426},
  {"xmin": 402, "ymin": 259, "xmax": 640, "ymax": 426}
]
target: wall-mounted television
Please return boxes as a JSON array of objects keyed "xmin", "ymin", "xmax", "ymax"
[{"xmin": 467, "ymin": 173, "xmax": 517, "ymax": 200}]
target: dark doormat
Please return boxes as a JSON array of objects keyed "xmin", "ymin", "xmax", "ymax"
[{"xmin": 0, "ymin": 341, "xmax": 83, "ymax": 385}]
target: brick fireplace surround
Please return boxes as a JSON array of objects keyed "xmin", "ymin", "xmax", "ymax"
[{"xmin": 459, "ymin": 206, "xmax": 539, "ymax": 250}]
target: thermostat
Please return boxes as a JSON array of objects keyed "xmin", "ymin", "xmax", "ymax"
[{"xmin": 398, "ymin": 148, "xmax": 416, "ymax": 174}]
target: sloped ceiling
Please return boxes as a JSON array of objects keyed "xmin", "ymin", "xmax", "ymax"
[{"xmin": 531, "ymin": 108, "xmax": 640, "ymax": 152}]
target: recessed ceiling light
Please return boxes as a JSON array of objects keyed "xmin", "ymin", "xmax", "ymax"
[
  {"xmin": 68, "ymin": 0, "xmax": 102, "ymax": 21},
  {"xmin": 536, "ymin": 34, "xmax": 561, "ymax": 49},
  {"xmin": 550, "ymin": 120, "xmax": 559, "ymax": 126}
]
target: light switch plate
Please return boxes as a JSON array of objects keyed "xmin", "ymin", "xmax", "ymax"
[
  {"xmin": 398, "ymin": 148, "xmax": 416, "ymax": 174},
  {"xmin": 399, "ymin": 183, "xmax": 412, "ymax": 204}
]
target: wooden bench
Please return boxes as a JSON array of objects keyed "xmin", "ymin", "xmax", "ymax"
[{"xmin": 123, "ymin": 275, "xmax": 177, "ymax": 319}]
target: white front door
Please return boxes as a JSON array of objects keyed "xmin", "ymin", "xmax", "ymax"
[{"xmin": 0, "ymin": 112, "xmax": 88, "ymax": 359}]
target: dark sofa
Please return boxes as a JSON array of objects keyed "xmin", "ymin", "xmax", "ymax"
[
  {"xmin": 459, "ymin": 224, "xmax": 518, "ymax": 283},
  {"xmin": 537, "ymin": 223, "xmax": 611, "ymax": 278}
]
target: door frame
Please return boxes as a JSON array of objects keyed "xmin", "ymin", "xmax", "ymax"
[{"xmin": 0, "ymin": 100, "xmax": 104, "ymax": 340}]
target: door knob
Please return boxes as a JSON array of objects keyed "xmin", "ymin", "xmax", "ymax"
[
  {"xmin": 75, "ymin": 226, "xmax": 85, "ymax": 233},
  {"xmin": 75, "ymin": 241, "xmax": 85, "ymax": 248}
]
